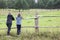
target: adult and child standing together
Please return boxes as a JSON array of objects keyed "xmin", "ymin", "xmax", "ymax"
[{"xmin": 6, "ymin": 12, "xmax": 22, "ymax": 36}]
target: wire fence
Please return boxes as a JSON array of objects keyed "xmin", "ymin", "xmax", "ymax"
[
  {"xmin": 0, "ymin": 9, "xmax": 60, "ymax": 31},
  {"xmin": 0, "ymin": 15, "xmax": 60, "ymax": 30},
  {"xmin": 0, "ymin": 26, "xmax": 60, "ymax": 30}
]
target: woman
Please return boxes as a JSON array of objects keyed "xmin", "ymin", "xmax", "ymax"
[
  {"xmin": 16, "ymin": 13, "xmax": 23, "ymax": 35},
  {"xmin": 6, "ymin": 12, "xmax": 14, "ymax": 35}
]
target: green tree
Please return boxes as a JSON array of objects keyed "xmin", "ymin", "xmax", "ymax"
[
  {"xmin": 0, "ymin": 0, "xmax": 6, "ymax": 8},
  {"xmin": 14, "ymin": 0, "xmax": 29, "ymax": 11}
]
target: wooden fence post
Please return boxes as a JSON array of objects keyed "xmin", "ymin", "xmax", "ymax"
[{"xmin": 35, "ymin": 12, "xmax": 39, "ymax": 32}]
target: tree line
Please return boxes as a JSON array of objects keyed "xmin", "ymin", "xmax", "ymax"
[{"xmin": 0, "ymin": 0, "xmax": 60, "ymax": 9}]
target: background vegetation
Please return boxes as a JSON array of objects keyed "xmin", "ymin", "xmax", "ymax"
[{"xmin": 0, "ymin": 0, "xmax": 60, "ymax": 9}]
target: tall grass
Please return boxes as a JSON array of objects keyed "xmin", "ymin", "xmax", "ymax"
[{"xmin": 0, "ymin": 29, "xmax": 60, "ymax": 40}]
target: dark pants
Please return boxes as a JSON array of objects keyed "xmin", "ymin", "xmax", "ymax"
[
  {"xmin": 6, "ymin": 23, "xmax": 12, "ymax": 35},
  {"xmin": 17, "ymin": 25, "xmax": 21, "ymax": 35}
]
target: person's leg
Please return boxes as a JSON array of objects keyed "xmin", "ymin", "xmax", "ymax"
[
  {"xmin": 17, "ymin": 25, "xmax": 18, "ymax": 35},
  {"xmin": 17, "ymin": 25, "xmax": 20, "ymax": 35},
  {"xmin": 20, "ymin": 25, "xmax": 21, "ymax": 34},
  {"xmin": 7, "ymin": 23, "xmax": 11, "ymax": 35}
]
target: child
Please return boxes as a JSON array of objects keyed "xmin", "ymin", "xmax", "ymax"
[{"xmin": 16, "ymin": 13, "xmax": 23, "ymax": 35}]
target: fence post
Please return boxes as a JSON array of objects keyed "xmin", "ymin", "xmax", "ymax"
[{"xmin": 35, "ymin": 12, "xmax": 39, "ymax": 32}]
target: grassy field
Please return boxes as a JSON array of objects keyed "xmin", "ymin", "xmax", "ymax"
[
  {"xmin": 0, "ymin": 9, "xmax": 60, "ymax": 40},
  {"xmin": 0, "ymin": 29, "xmax": 60, "ymax": 40},
  {"xmin": 0, "ymin": 9, "xmax": 60, "ymax": 28}
]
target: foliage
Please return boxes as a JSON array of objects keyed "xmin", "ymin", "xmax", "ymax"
[{"xmin": 0, "ymin": 0, "xmax": 60, "ymax": 9}]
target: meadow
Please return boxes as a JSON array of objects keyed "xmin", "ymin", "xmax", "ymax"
[
  {"xmin": 0, "ymin": 9, "xmax": 60, "ymax": 27},
  {"xmin": 0, "ymin": 9, "xmax": 60, "ymax": 40}
]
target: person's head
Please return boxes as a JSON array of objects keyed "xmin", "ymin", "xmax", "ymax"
[
  {"xmin": 8, "ymin": 12, "xmax": 11, "ymax": 15},
  {"xmin": 17, "ymin": 14, "xmax": 21, "ymax": 17}
]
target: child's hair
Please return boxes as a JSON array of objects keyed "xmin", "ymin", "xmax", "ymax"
[{"xmin": 18, "ymin": 14, "xmax": 21, "ymax": 17}]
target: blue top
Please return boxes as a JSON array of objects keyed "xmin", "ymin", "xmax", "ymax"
[{"xmin": 16, "ymin": 17, "xmax": 22, "ymax": 25}]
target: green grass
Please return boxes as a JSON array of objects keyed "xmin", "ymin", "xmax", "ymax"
[
  {"xmin": 0, "ymin": 9, "xmax": 60, "ymax": 40},
  {"xmin": 0, "ymin": 28, "xmax": 60, "ymax": 40},
  {"xmin": 0, "ymin": 9, "xmax": 60, "ymax": 28}
]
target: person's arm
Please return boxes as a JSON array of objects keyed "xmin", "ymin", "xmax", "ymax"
[
  {"xmin": 20, "ymin": 16, "xmax": 24, "ymax": 19},
  {"xmin": 23, "ymin": 17, "xmax": 39, "ymax": 20},
  {"xmin": 11, "ymin": 15, "xmax": 15, "ymax": 21}
]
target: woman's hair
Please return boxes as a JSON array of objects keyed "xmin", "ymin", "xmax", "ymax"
[
  {"xmin": 8, "ymin": 12, "xmax": 11, "ymax": 15},
  {"xmin": 17, "ymin": 14, "xmax": 21, "ymax": 17}
]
